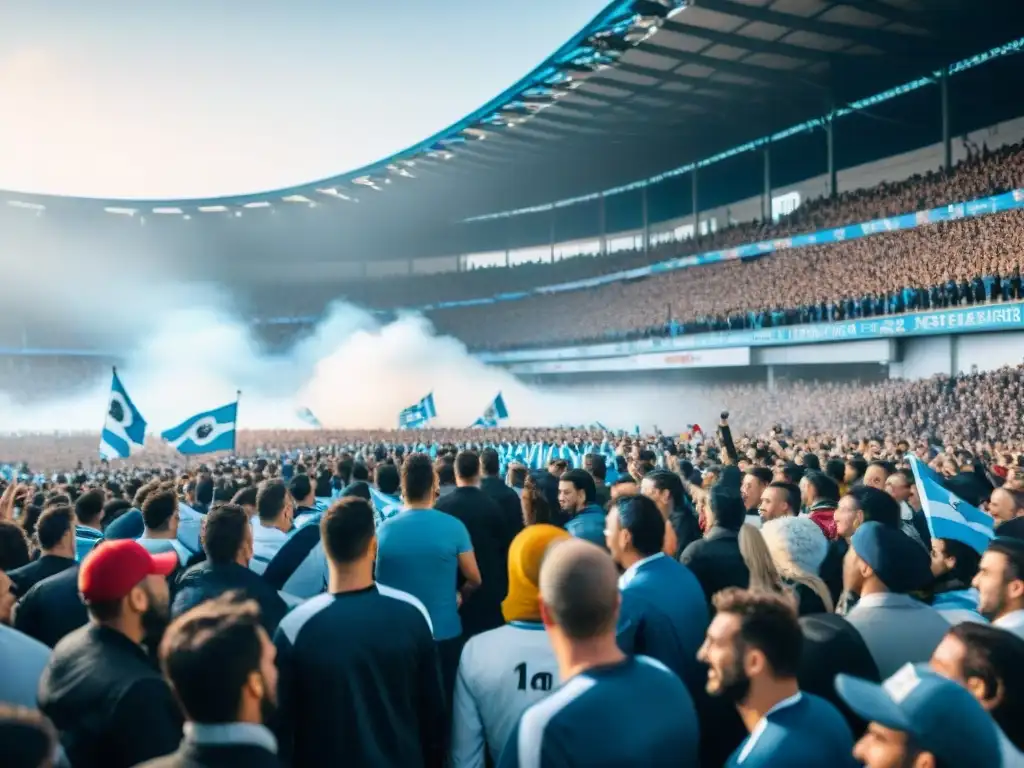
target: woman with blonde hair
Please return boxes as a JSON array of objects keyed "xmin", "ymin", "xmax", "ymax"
[
  {"xmin": 760, "ymin": 516, "xmax": 834, "ymax": 615},
  {"xmin": 737, "ymin": 524, "xmax": 786, "ymax": 595}
]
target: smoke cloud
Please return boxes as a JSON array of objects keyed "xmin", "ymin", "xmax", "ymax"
[{"xmin": 0, "ymin": 219, "xmax": 724, "ymax": 435}]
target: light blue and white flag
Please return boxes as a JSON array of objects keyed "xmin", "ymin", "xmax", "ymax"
[
  {"xmin": 398, "ymin": 392, "xmax": 436, "ymax": 430},
  {"xmin": 910, "ymin": 456, "xmax": 995, "ymax": 554},
  {"xmin": 369, "ymin": 486, "xmax": 403, "ymax": 526},
  {"xmin": 162, "ymin": 400, "xmax": 239, "ymax": 455},
  {"xmin": 296, "ymin": 407, "xmax": 322, "ymax": 429},
  {"xmin": 100, "ymin": 369, "xmax": 148, "ymax": 460},
  {"xmin": 471, "ymin": 392, "xmax": 509, "ymax": 429}
]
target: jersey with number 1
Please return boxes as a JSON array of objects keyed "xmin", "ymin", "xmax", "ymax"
[{"xmin": 450, "ymin": 621, "xmax": 558, "ymax": 767}]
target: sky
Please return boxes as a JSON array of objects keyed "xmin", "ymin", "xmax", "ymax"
[{"xmin": 0, "ymin": 0, "xmax": 609, "ymax": 200}]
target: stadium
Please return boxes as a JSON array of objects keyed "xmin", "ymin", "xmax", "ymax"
[
  {"xmin": 6, "ymin": 4, "xmax": 1024, "ymax": 766},
  {"xmin": 3, "ymin": 0, "xmax": 1024, "ymax": 443}
]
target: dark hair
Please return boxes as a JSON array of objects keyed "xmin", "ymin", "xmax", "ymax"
[
  {"xmin": 643, "ymin": 469, "xmax": 686, "ymax": 510},
  {"xmin": 996, "ymin": 487, "xmax": 1024, "ymax": 514},
  {"xmin": 801, "ymin": 471, "xmax": 839, "ymax": 503},
  {"xmin": 204, "ymin": 505, "xmax": 250, "ymax": 565},
  {"xmin": 560, "ymin": 469, "xmax": 596, "ymax": 504},
  {"xmin": 936, "ymin": 537, "xmax": 981, "ymax": 586},
  {"xmin": 142, "ymin": 488, "xmax": 178, "ymax": 531},
  {"xmin": 845, "ymin": 486, "xmax": 901, "ymax": 528},
  {"xmin": 454, "ymin": 451, "xmax": 480, "ymax": 481},
  {"xmin": 101, "ymin": 499, "xmax": 132, "ymax": 530},
  {"xmin": 335, "ymin": 457, "xmax": 354, "ymax": 486},
  {"xmin": 75, "ymin": 489, "xmax": 106, "ymax": 527},
  {"xmin": 480, "ymin": 448, "xmax": 501, "ymax": 477},
  {"xmin": 375, "ymin": 464, "xmax": 400, "ymax": 496},
  {"xmin": 768, "ymin": 482, "xmax": 802, "ymax": 515},
  {"xmin": 522, "ymin": 475, "xmax": 553, "ymax": 526},
  {"xmin": 0, "ymin": 520, "xmax": 31, "ymax": 572},
  {"xmin": 802, "ymin": 454, "xmax": 821, "ymax": 472},
  {"xmin": 44, "ymin": 494, "xmax": 71, "ymax": 509},
  {"xmin": 548, "ymin": 458, "xmax": 569, "ymax": 475},
  {"xmin": 35, "ymin": 505, "xmax": 75, "ymax": 551},
  {"xmin": 195, "ymin": 478, "xmax": 215, "ymax": 506},
  {"xmin": 779, "ymin": 463, "xmax": 804, "ymax": 485},
  {"xmin": 133, "ymin": 481, "xmax": 161, "ymax": 510},
  {"xmin": 508, "ymin": 464, "xmax": 527, "ymax": 489},
  {"xmin": 231, "ymin": 486, "xmax": 258, "ymax": 508},
  {"xmin": 825, "ymin": 458, "xmax": 846, "ymax": 487},
  {"xmin": 18, "ymin": 505, "xmax": 43, "ymax": 541},
  {"xmin": 713, "ymin": 588, "xmax": 803, "ymax": 678},
  {"xmin": 987, "ymin": 537, "xmax": 1024, "ymax": 582},
  {"xmin": 401, "ymin": 453, "xmax": 436, "ymax": 503},
  {"xmin": 0, "ymin": 705, "xmax": 59, "ymax": 768},
  {"xmin": 288, "ymin": 474, "xmax": 312, "ymax": 503},
  {"xmin": 613, "ymin": 495, "xmax": 665, "ymax": 557},
  {"xmin": 846, "ymin": 456, "xmax": 868, "ymax": 482},
  {"xmin": 351, "ymin": 463, "xmax": 370, "ymax": 483},
  {"xmin": 160, "ymin": 595, "xmax": 264, "ymax": 724},
  {"xmin": 256, "ymin": 479, "xmax": 289, "ymax": 523},
  {"xmin": 436, "ymin": 462, "xmax": 455, "ymax": 487},
  {"xmin": 583, "ymin": 453, "xmax": 607, "ymax": 482},
  {"xmin": 322, "ymin": 497, "xmax": 376, "ymax": 564},
  {"xmin": 947, "ymin": 622, "xmax": 1024, "ymax": 749},
  {"xmin": 746, "ymin": 467, "xmax": 773, "ymax": 488},
  {"xmin": 867, "ymin": 460, "xmax": 896, "ymax": 478}
]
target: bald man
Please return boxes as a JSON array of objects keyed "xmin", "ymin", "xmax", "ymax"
[{"xmin": 497, "ymin": 539, "xmax": 699, "ymax": 767}]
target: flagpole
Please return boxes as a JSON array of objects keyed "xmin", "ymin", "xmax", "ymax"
[{"xmin": 233, "ymin": 390, "xmax": 242, "ymax": 453}]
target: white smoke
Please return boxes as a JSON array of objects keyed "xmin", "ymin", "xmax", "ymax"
[{"xmin": 0, "ymin": 220, "xmax": 723, "ymax": 434}]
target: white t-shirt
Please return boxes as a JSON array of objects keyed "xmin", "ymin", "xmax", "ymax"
[{"xmin": 450, "ymin": 621, "xmax": 558, "ymax": 767}]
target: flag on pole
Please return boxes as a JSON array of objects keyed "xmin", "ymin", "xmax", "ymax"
[
  {"xmin": 471, "ymin": 392, "xmax": 509, "ymax": 428},
  {"xmin": 296, "ymin": 407, "xmax": 322, "ymax": 429},
  {"xmin": 162, "ymin": 399, "xmax": 239, "ymax": 455},
  {"xmin": 100, "ymin": 369, "xmax": 148, "ymax": 460},
  {"xmin": 398, "ymin": 393, "xmax": 436, "ymax": 430},
  {"xmin": 910, "ymin": 456, "xmax": 995, "ymax": 554}
]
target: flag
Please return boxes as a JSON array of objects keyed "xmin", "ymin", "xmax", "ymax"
[
  {"xmin": 910, "ymin": 456, "xmax": 995, "ymax": 554},
  {"xmin": 369, "ymin": 486, "xmax": 403, "ymax": 525},
  {"xmin": 398, "ymin": 392, "xmax": 436, "ymax": 430},
  {"xmin": 471, "ymin": 392, "xmax": 509, "ymax": 428},
  {"xmin": 296, "ymin": 407, "xmax": 322, "ymax": 429},
  {"xmin": 100, "ymin": 370, "xmax": 148, "ymax": 460},
  {"xmin": 162, "ymin": 401, "xmax": 239, "ymax": 455}
]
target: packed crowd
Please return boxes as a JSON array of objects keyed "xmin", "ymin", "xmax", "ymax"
[
  {"xmin": 3, "ymin": 388, "xmax": 1024, "ymax": 765},
  {"xmin": 342, "ymin": 141, "xmax": 1024, "ymax": 311},
  {"xmin": 429, "ymin": 206, "xmax": 1024, "ymax": 350}
]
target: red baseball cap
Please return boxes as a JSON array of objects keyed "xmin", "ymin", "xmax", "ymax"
[{"xmin": 78, "ymin": 540, "xmax": 178, "ymax": 603}]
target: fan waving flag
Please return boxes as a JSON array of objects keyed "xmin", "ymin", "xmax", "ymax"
[
  {"xmin": 398, "ymin": 392, "xmax": 436, "ymax": 430},
  {"xmin": 471, "ymin": 392, "xmax": 509, "ymax": 428},
  {"xmin": 162, "ymin": 400, "xmax": 239, "ymax": 455},
  {"xmin": 910, "ymin": 456, "xmax": 995, "ymax": 554},
  {"xmin": 296, "ymin": 407, "xmax": 322, "ymax": 429},
  {"xmin": 100, "ymin": 369, "xmax": 148, "ymax": 460}
]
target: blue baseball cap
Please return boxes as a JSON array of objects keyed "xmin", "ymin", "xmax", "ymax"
[
  {"xmin": 836, "ymin": 663, "xmax": 1001, "ymax": 766},
  {"xmin": 850, "ymin": 521, "xmax": 931, "ymax": 593}
]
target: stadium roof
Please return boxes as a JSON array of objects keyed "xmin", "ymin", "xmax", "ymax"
[{"xmin": 6, "ymin": 0, "xmax": 1024, "ymax": 225}]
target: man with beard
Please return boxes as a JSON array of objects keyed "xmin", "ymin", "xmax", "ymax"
[
  {"xmin": 928, "ymin": 535, "xmax": 985, "ymax": 624},
  {"xmin": 38, "ymin": 539, "xmax": 182, "ymax": 768},
  {"xmin": 973, "ymin": 536, "xmax": 1024, "ymax": 639},
  {"xmin": 137, "ymin": 596, "xmax": 282, "ymax": 768},
  {"xmin": 697, "ymin": 588, "xmax": 856, "ymax": 767},
  {"xmin": 559, "ymin": 469, "xmax": 606, "ymax": 549}
]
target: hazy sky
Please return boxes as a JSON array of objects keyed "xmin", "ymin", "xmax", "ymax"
[{"xmin": 0, "ymin": 0, "xmax": 607, "ymax": 199}]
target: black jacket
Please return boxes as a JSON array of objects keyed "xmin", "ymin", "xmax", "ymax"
[
  {"xmin": 668, "ymin": 506, "xmax": 702, "ymax": 558},
  {"xmin": 173, "ymin": 561, "xmax": 289, "ymax": 635},
  {"xmin": 480, "ymin": 475, "xmax": 523, "ymax": 550},
  {"xmin": 39, "ymin": 624, "xmax": 183, "ymax": 768},
  {"xmin": 13, "ymin": 565, "xmax": 88, "ymax": 648},
  {"xmin": 7, "ymin": 554, "xmax": 76, "ymax": 597},
  {"xmin": 434, "ymin": 486, "xmax": 509, "ymax": 637},
  {"xmin": 679, "ymin": 526, "xmax": 750, "ymax": 607},
  {"xmin": 135, "ymin": 731, "xmax": 282, "ymax": 768}
]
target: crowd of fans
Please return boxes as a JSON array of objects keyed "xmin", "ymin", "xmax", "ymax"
[
  {"xmin": 271, "ymin": 140, "xmax": 1024, "ymax": 314},
  {"xmin": 2, "ymin": 403, "xmax": 1024, "ymax": 766}
]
